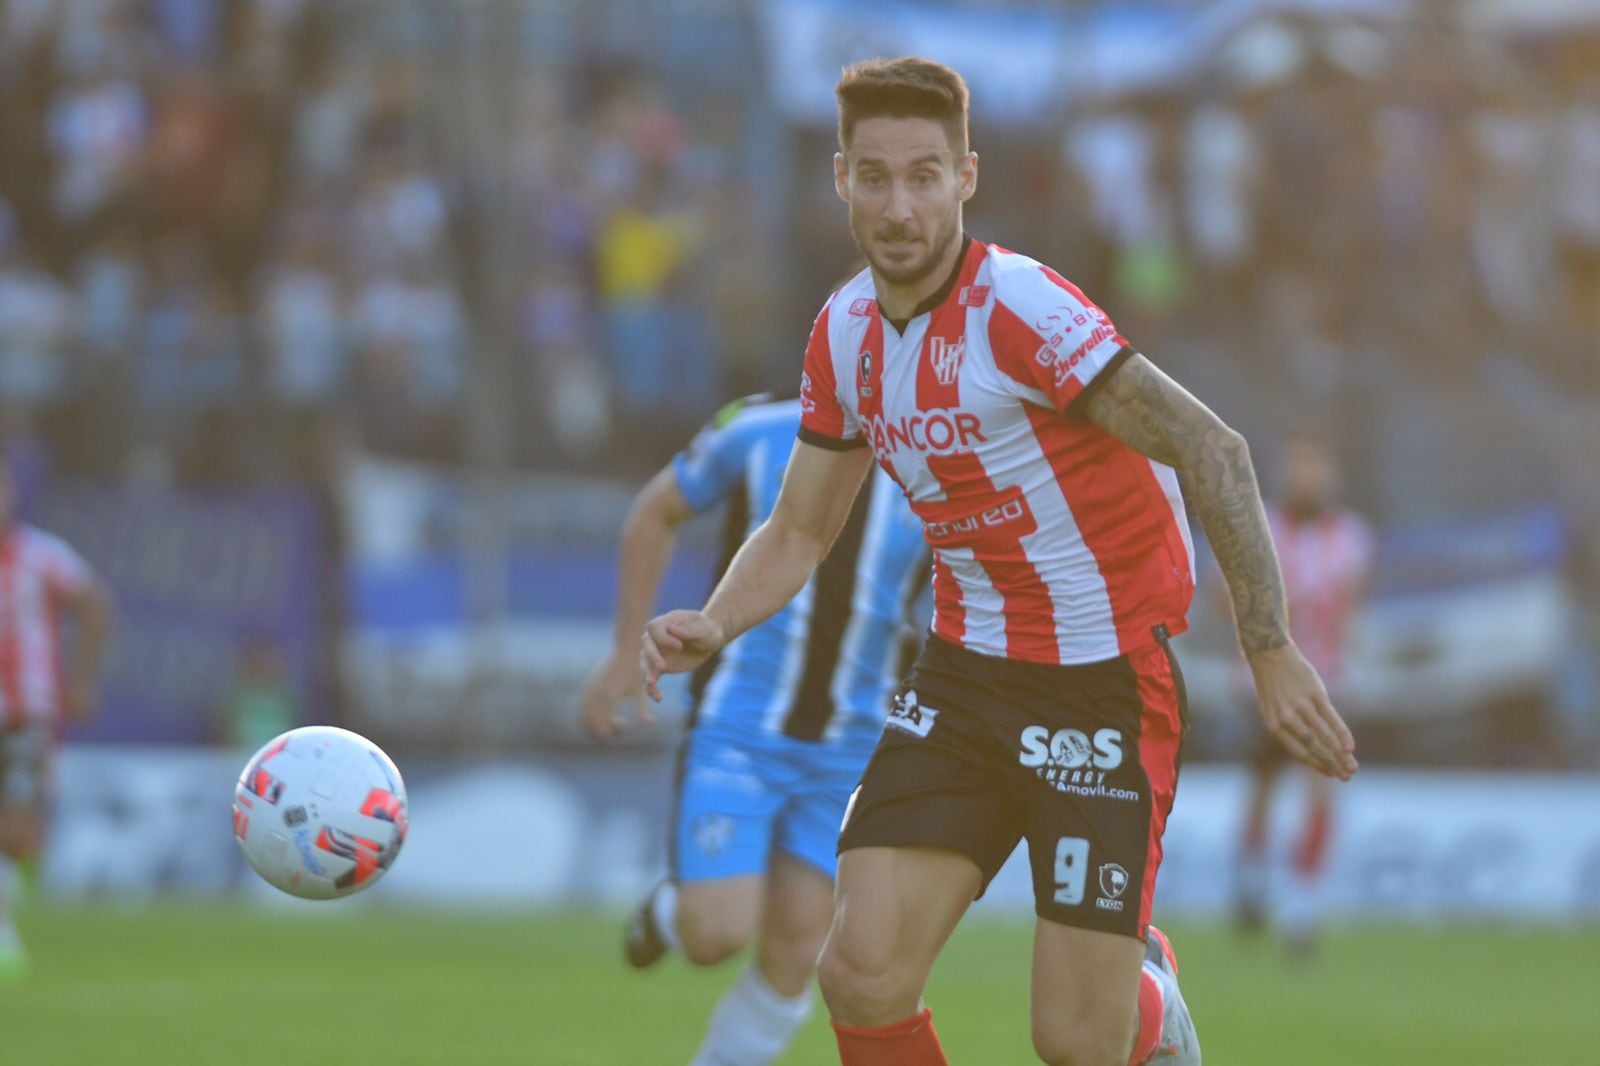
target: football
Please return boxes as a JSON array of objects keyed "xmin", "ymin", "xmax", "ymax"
[{"xmin": 232, "ymin": 726, "xmax": 409, "ymax": 900}]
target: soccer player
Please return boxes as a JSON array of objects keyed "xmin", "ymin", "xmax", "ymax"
[
  {"xmin": 1232, "ymin": 432, "xmax": 1372, "ymax": 958},
  {"xmin": 579, "ymin": 393, "xmax": 928, "ymax": 1066},
  {"xmin": 641, "ymin": 57, "xmax": 1359, "ymax": 1066},
  {"xmin": 0, "ymin": 460, "xmax": 113, "ymax": 978}
]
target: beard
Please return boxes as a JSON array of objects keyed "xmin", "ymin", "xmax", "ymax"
[{"xmin": 851, "ymin": 204, "xmax": 961, "ymax": 289}]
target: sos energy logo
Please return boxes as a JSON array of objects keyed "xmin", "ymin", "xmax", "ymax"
[{"xmin": 1019, "ymin": 726, "xmax": 1127, "ymax": 793}]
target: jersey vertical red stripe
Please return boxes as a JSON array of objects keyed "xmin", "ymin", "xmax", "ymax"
[
  {"xmin": 1025, "ymin": 408, "xmax": 1191, "ymax": 653},
  {"xmin": 916, "ymin": 248, "xmax": 1060, "ymax": 661},
  {"xmin": 923, "ymin": 451, "xmax": 1060, "ymax": 660}
]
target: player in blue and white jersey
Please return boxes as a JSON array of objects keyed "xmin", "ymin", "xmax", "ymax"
[{"xmin": 580, "ymin": 393, "xmax": 929, "ymax": 1066}]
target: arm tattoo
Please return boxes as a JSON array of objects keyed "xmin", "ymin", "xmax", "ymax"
[{"xmin": 1078, "ymin": 354, "xmax": 1291, "ymax": 655}]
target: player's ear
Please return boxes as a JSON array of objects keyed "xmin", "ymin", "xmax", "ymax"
[
  {"xmin": 834, "ymin": 152, "xmax": 850, "ymax": 202},
  {"xmin": 957, "ymin": 151, "xmax": 978, "ymax": 203}
]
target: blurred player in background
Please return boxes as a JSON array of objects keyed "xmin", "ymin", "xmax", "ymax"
[
  {"xmin": 1233, "ymin": 432, "xmax": 1373, "ymax": 958},
  {"xmin": 643, "ymin": 57, "xmax": 1359, "ymax": 1066},
  {"xmin": 580, "ymin": 393, "xmax": 928, "ymax": 1066},
  {"xmin": 0, "ymin": 459, "xmax": 113, "ymax": 978}
]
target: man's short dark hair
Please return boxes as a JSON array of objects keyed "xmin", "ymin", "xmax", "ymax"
[{"xmin": 836, "ymin": 56, "xmax": 970, "ymax": 157}]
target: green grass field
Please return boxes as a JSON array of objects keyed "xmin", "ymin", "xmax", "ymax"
[{"xmin": 0, "ymin": 905, "xmax": 1593, "ymax": 1064}]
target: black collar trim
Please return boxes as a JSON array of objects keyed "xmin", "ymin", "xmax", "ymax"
[{"xmin": 887, "ymin": 234, "xmax": 973, "ymax": 334}]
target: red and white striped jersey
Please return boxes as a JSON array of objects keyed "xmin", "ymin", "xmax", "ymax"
[
  {"xmin": 1269, "ymin": 506, "xmax": 1373, "ymax": 683},
  {"xmin": 799, "ymin": 238, "xmax": 1195, "ymax": 665},
  {"xmin": 0, "ymin": 523, "xmax": 95, "ymax": 727}
]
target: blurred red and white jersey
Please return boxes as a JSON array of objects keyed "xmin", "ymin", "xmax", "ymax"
[
  {"xmin": 0, "ymin": 523, "xmax": 95, "ymax": 728},
  {"xmin": 1269, "ymin": 505, "xmax": 1374, "ymax": 685},
  {"xmin": 799, "ymin": 239, "xmax": 1194, "ymax": 665}
]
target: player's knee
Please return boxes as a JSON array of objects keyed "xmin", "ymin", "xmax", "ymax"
[
  {"xmin": 1031, "ymin": 1013, "xmax": 1133, "ymax": 1066},
  {"xmin": 676, "ymin": 905, "xmax": 752, "ymax": 967},
  {"xmin": 816, "ymin": 934, "xmax": 912, "ymax": 1025}
]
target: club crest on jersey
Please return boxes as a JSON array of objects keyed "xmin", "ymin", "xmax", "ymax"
[
  {"xmin": 849, "ymin": 298, "xmax": 877, "ymax": 316},
  {"xmin": 957, "ymin": 285, "xmax": 989, "ymax": 307},
  {"xmin": 928, "ymin": 336, "xmax": 965, "ymax": 386}
]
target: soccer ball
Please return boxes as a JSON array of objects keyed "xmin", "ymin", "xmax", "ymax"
[{"xmin": 232, "ymin": 726, "xmax": 409, "ymax": 900}]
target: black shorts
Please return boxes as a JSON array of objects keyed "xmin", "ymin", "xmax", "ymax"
[
  {"xmin": 838, "ymin": 632, "xmax": 1187, "ymax": 938},
  {"xmin": 0, "ymin": 723, "xmax": 52, "ymax": 808}
]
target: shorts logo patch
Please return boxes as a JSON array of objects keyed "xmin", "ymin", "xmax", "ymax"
[
  {"xmin": 885, "ymin": 688, "xmax": 938, "ymax": 738},
  {"xmin": 1018, "ymin": 726, "xmax": 1139, "ymax": 801},
  {"xmin": 693, "ymin": 814, "xmax": 734, "ymax": 856},
  {"xmin": 1097, "ymin": 862, "xmax": 1129, "ymax": 912}
]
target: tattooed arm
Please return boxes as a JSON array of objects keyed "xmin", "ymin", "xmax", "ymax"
[
  {"xmin": 1078, "ymin": 354, "xmax": 1287, "ymax": 653},
  {"xmin": 1077, "ymin": 353, "xmax": 1357, "ymax": 779}
]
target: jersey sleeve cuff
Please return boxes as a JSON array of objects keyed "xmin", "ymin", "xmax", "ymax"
[
  {"xmin": 669, "ymin": 453, "xmax": 717, "ymax": 513},
  {"xmin": 1066, "ymin": 345, "xmax": 1136, "ymax": 416},
  {"xmin": 797, "ymin": 426, "xmax": 867, "ymax": 451}
]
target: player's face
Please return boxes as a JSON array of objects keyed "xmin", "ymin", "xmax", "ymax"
[
  {"xmin": 1281, "ymin": 439, "xmax": 1338, "ymax": 514},
  {"xmin": 835, "ymin": 116, "xmax": 977, "ymax": 291}
]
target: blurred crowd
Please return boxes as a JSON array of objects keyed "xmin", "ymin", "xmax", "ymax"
[
  {"xmin": 0, "ymin": 0, "xmax": 1594, "ymax": 528},
  {"xmin": 0, "ymin": 0, "xmax": 766, "ymax": 489},
  {"xmin": 1040, "ymin": 11, "xmax": 1600, "ymax": 536}
]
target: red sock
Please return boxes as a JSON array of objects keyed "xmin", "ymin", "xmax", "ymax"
[
  {"xmin": 1293, "ymin": 796, "xmax": 1332, "ymax": 878},
  {"xmin": 833, "ymin": 1007, "xmax": 947, "ymax": 1066},
  {"xmin": 1128, "ymin": 967, "xmax": 1164, "ymax": 1066}
]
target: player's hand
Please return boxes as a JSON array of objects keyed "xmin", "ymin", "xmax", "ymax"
[
  {"xmin": 640, "ymin": 609, "xmax": 725, "ymax": 702},
  {"xmin": 1248, "ymin": 643, "xmax": 1358, "ymax": 780},
  {"xmin": 579, "ymin": 650, "xmax": 654, "ymax": 741}
]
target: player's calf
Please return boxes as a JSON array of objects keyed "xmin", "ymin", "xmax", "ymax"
[
  {"xmin": 752, "ymin": 854, "xmax": 836, "ymax": 996},
  {"xmin": 1031, "ymin": 1003, "xmax": 1139, "ymax": 1066},
  {"xmin": 1029, "ymin": 918, "xmax": 1198, "ymax": 1066}
]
